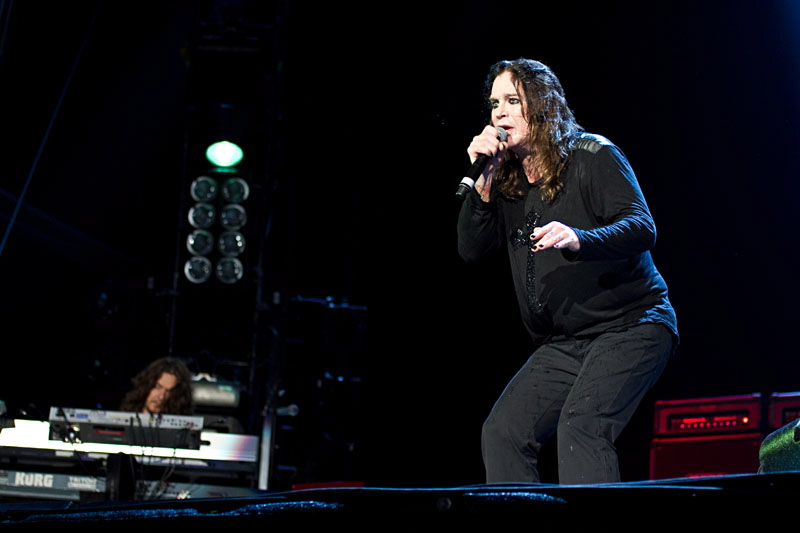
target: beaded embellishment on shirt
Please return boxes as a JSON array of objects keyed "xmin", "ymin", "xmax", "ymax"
[
  {"xmin": 510, "ymin": 228, "xmax": 528, "ymax": 250},
  {"xmin": 525, "ymin": 209, "xmax": 543, "ymax": 314},
  {"xmin": 510, "ymin": 208, "xmax": 543, "ymax": 314},
  {"xmin": 510, "ymin": 208, "xmax": 540, "ymax": 249}
]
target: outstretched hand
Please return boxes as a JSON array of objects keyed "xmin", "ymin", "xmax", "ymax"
[{"xmin": 531, "ymin": 222, "xmax": 580, "ymax": 252}]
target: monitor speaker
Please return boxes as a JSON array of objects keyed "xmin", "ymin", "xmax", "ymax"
[{"xmin": 758, "ymin": 418, "xmax": 800, "ymax": 473}]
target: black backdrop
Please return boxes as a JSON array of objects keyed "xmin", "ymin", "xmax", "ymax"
[{"xmin": 0, "ymin": 0, "xmax": 798, "ymax": 489}]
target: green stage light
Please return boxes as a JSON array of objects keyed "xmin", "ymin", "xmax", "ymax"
[{"xmin": 206, "ymin": 141, "xmax": 243, "ymax": 168}]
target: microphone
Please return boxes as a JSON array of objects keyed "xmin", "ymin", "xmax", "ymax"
[{"xmin": 455, "ymin": 127, "xmax": 508, "ymax": 200}]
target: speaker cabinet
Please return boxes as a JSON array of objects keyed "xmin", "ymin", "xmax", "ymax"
[{"xmin": 649, "ymin": 433, "xmax": 762, "ymax": 479}]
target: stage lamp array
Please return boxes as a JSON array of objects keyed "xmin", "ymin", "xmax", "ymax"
[{"xmin": 183, "ymin": 141, "xmax": 250, "ymax": 285}]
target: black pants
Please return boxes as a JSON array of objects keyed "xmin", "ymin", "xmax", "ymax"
[{"xmin": 481, "ymin": 322, "xmax": 675, "ymax": 484}]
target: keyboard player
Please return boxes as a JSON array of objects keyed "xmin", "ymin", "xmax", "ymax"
[{"xmin": 119, "ymin": 357, "xmax": 195, "ymax": 416}]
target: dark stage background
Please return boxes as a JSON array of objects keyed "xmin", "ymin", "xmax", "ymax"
[{"xmin": 0, "ymin": 0, "xmax": 798, "ymax": 492}]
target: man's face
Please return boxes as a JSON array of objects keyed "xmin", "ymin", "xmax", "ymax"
[
  {"xmin": 144, "ymin": 372, "xmax": 178, "ymax": 414},
  {"xmin": 490, "ymin": 70, "xmax": 530, "ymax": 156}
]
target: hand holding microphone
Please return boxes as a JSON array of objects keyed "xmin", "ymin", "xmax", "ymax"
[{"xmin": 455, "ymin": 126, "xmax": 508, "ymax": 200}]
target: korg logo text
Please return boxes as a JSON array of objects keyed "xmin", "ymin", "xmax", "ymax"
[{"xmin": 13, "ymin": 472, "xmax": 54, "ymax": 488}]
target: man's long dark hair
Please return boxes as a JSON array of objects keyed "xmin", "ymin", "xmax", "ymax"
[
  {"xmin": 485, "ymin": 58, "xmax": 583, "ymax": 203},
  {"xmin": 119, "ymin": 357, "xmax": 195, "ymax": 415}
]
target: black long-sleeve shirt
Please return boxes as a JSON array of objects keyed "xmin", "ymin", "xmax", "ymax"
[{"xmin": 457, "ymin": 133, "xmax": 678, "ymax": 347}]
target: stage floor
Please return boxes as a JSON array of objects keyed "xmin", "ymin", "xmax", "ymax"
[{"xmin": 2, "ymin": 472, "xmax": 799, "ymax": 530}]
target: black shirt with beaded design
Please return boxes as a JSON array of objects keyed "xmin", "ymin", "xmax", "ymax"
[{"xmin": 457, "ymin": 133, "xmax": 678, "ymax": 347}]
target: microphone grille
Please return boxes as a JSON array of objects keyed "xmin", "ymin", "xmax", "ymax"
[{"xmin": 496, "ymin": 127, "xmax": 508, "ymax": 142}]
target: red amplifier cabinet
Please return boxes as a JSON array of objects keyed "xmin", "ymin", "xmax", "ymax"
[
  {"xmin": 649, "ymin": 433, "xmax": 763, "ymax": 480},
  {"xmin": 652, "ymin": 393, "xmax": 762, "ymax": 436},
  {"xmin": 767, "ymin": 392, "xmax": 800, "ymax": 430}
]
